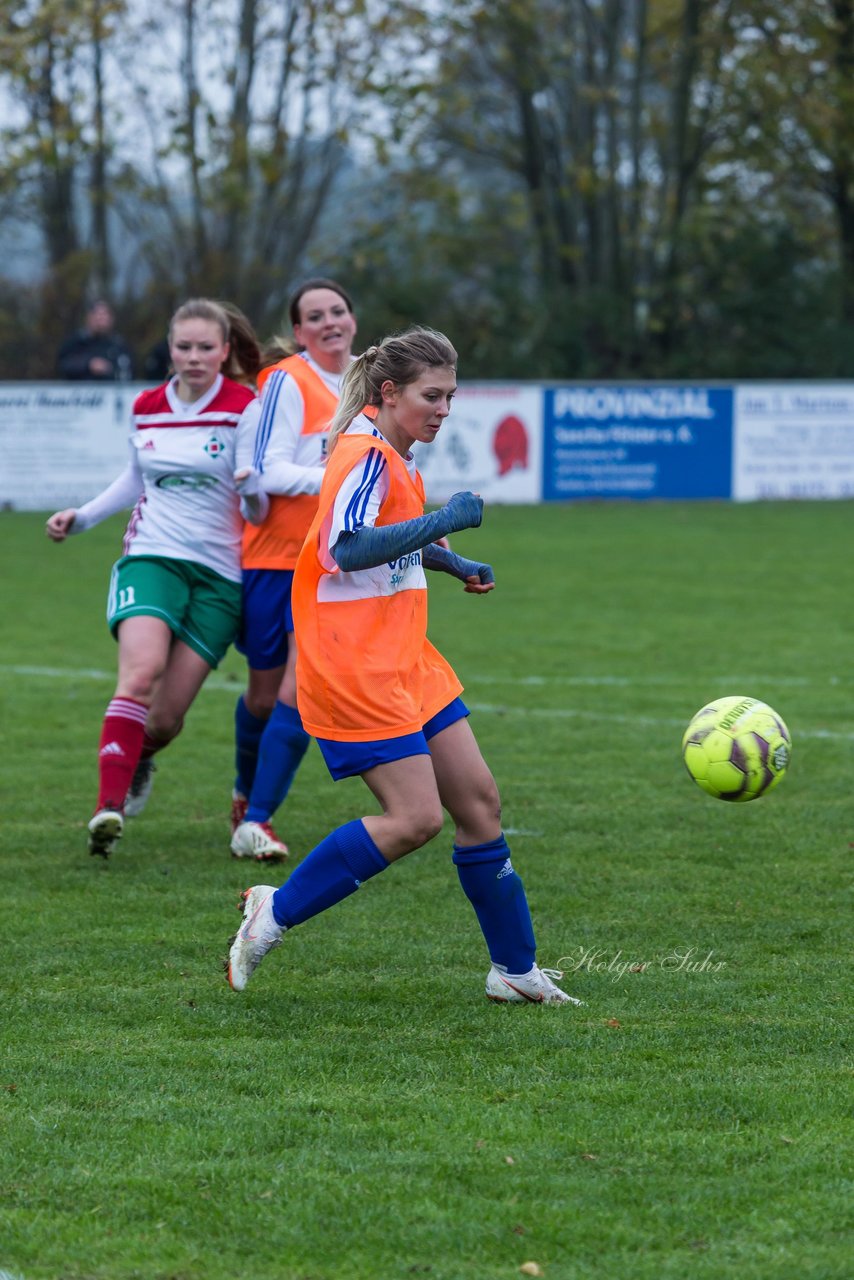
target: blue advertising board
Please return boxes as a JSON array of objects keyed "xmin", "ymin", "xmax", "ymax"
[{"xmin": 543, "ymin": 385, "xmax": 734, "ymax": 500}]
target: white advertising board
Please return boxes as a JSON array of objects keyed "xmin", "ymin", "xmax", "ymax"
[
  {"xmin": 2, "ymin": 380, "xmax": 543, "ymax": 512},
  {"xmin": 0, "ymin": 382, "xmax": 139, "ymax": 511},
  {"xmin": 733, "ymin": 384, "xmax": 854, "ymax": 500},
  {"xmin": 411, "ymin": 383, "xmax": 543, "ymax": 504}
]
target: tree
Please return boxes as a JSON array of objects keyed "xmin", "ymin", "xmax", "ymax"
[
  {"xmin": 349, "ymin": 0, "xmax": 851, "ymax": 377},
  {"xmin": 113, "ymin": 0, "xmax": 361, "ymax": 334},
  {"xmin": 0, "ymin": 0, "xmax": 366, "ymax": 371},
  {"xmin": 731, "ymin": 2, "xmax": 854, "ymax": 340},
  {"xmin": 0, "ymin": 2, "xmax": 127, "ymax": 340}
]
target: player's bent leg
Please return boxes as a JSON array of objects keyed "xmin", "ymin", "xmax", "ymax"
[
  {"xmin": 241, "ymin": 702, "xmax": 308, "ymax": 822},
  {"xmin": 91, "ymin": 617, "xmax": 173, "ymax": 847},
  {"xmin": 360, "ymin": 755, "xmax": 445, "ymax": 861},
  {"xmin": 233, "ymin": 692, "xmax": 269, "ymax": 821},
  {"xmin": 225, "ymin": 758, "xmax": 444, "ymax": 990},
  {"xmin": 233, "ymin": 666, "xmax": 285, "ymax": 833},
  {"xmin": 242, "ymin": 665, "xmax": 285, "ymax": 722},
  {"xmin": 431, "ymin": 718, "xmax": 582, "ymax": 1007},
  {"xmin": 241, "ymin": 640, "xmax": 308, "ymax": 839},
  {"xmin": 145, "ymin": 640, "xmax": 212, "ymax": 743},
  {"xmin": 428, "ymin": 717, "xmax": 502, "ymax": 846},
  {"xmin": 225, "ymin": 820, "xmax": 389, "ymax": 991}
]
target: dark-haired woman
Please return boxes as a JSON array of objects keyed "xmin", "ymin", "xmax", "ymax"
[{"xmin": 230, "ymin": 278, "xmax": 360, "ymax": 863}]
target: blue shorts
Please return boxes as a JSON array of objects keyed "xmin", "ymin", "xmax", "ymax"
[
  {"xmin": 316, "ymin": 698, "xmax": 470, "ymax": 781},
  {"xmin": 236, "ymin": 568, "xmax": 294, "ymax": 670}
]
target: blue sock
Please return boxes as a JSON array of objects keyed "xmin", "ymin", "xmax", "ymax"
[
  {"xmin": 453, "ymin": 835, "xmax": 536, "ymax": 974},
  {"xmin": 234, "ymin": 696, "xmax": 268, "ymax": 797},
  {"xmin": 271, "ymin": 819, "xmax": 389, "ymax": 928},
  {"xmin": 246, "ymin": 701, "xmax": 310, "ymax": 823}
]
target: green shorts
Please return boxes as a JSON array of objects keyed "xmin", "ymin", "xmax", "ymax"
[{"xmin": 107, "ymin": 555, "xmax": 242, "ymax": 668}]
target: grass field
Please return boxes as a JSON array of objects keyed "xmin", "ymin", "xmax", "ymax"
[{"xmin": 0, "ymin": 502, "xmax": 851, "ymax": 1280}]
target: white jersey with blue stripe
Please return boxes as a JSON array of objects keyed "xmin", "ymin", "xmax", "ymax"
[
  {"xmin": 318, "ymin": 415, "xmax": 426, "ymax": 603},
  {"xmin": 236, "ymin": 353, "xmax": 345, "ymax": 495}
]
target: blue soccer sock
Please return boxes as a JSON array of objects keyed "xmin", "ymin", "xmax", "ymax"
[
  {"xmin": 234, "ymin": 695, "xmax": 268, "ymax": 798},
  {"xmin": 246, "ymin": 700, "xmax": 310, "ymax": 823},
  {"xmin": 453, "ymin": 835, "xmax": 537, "ymax": 974},
  {"xmin": 271, "ymin": 819, "xmax": 389, "ymax": 928}
]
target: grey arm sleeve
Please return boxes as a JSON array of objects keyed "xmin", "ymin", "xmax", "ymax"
[
  {"xmin": 421, "ymin": 543, "xmax": 494, "ymax": 585},
  {"xmin": 332, "ymin": 490, "xmax": 484, "ymax": 572}
]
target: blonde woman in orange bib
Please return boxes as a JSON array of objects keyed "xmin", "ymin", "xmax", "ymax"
[{"xmin": 227, "ymin": 327, "xmax": 581, "ymax": 1006}]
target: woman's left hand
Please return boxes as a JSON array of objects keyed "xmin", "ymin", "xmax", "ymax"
[{"xmin": 462, "ymin": 566, "xmax": 495, "ymax": 594}]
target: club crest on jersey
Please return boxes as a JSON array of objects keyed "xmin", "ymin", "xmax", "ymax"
[{"xmin": 204, "ymin": 433, "xmax": 226, "ymax": 458}]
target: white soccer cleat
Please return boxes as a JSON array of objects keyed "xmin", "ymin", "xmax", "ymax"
[
  {"xmin": 485, "ymin": 964, "xmax": 584, "ymax": 1006},
  {"xmin": 227, "ymin": 885, "xmax": 284, "ymax": 991},
  {"xmin": 230, "ymin": 820, "xmax": 289, "ymax": 863},
  {"xmin": 125, "ymin": 758, "xmax": 156, "ymax": 818},
  {"xmin": 87, "ymin": 808, "xmax": 124, "ymax": 859}
]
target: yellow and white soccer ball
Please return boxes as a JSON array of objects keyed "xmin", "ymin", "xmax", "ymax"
[{"xmin": 682, "ymin": 695, "xmax": 791, "ymax": 802}]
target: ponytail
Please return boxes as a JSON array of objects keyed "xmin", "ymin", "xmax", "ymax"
[{"xmin": 328, "ymin": 351, "xmax": 376, "ymax": 454}]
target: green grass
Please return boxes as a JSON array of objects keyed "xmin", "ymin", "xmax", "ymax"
[{"xmin": 0, "ymin": 503, "xmax": 851, "ymax": 1280}]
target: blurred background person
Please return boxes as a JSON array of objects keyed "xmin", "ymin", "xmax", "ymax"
[
  {"xmin": 143, "ymin": 336, "xmax": 172, "ymax": 383},
  {"xmin": 230, "ymin": 278, "xmax": 359, "ymax": 863},
  {"xmin": 56, "ymin": 297, "xmax": 135, "ymax": 381}
]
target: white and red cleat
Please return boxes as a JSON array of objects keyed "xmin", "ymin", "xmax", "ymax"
[
  {"xmin": 230, "ymin": 820, "xmax": 289, "ymax": 863},
  {"xmin": 485, "ymin": 964, "xmax": 583, "ymax": 1006}
]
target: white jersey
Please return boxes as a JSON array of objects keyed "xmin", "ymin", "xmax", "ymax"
[
  {"xmin": 72, "ymin": 374, "xmax": 258, "ymax": 583},
  {"xmin": 238, "ymin": 352, "xmax": 349, "ymax": 493}
]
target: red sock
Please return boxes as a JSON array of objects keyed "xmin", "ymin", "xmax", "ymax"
[{"xmin": 96, "ymin": 698, "xmax": 149, "ymax": 811}]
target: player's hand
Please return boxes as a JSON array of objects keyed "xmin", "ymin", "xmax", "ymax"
[
  {"xmin": 463, "ymin": 563, "xmax": 495, "ymax": 594},
  {"xmin": 46, "ymin": 509, "xmax": 77, "ymax": 541},
  {"xmin": 234, "ymin": 466, "xmax": 260, "ymax": 494},
  {"xmin": 442, "ymin": 491, "xmax": 483, "ymax": 533}
]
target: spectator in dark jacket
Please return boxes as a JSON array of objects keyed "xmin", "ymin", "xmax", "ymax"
[
  {"xmin": 57, "ymin": 299, "xmax": 134, "ymax": 381},
  {"xmin": 143, "ymin": 337, "xmax": 172, "ymax": 382}
]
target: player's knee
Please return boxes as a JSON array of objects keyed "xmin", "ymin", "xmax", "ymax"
[
  {"xmin": 477, "ymin": 774, "xmax": 502, "ymax": 824},
  {"xmin": 118, "ymin": 670, "xmax": 159, "ymax": 703},
  {"xmin": 451, "ymin": 779, "xmax": 501, "ymax": 839},
  {"xmin": 244, "ymin": 690, "xmax": 276, "ymax": 719},
  {"xmin": 245, "ymin": 671, "xmax": 282, "ymax": 720},
  {"xmin": 406, "ymin": 802, "xmax": 445, "ymax": 849}
]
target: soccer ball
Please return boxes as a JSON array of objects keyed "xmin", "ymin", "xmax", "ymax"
[{"xmin": 681, "ymin": 696, "xmax": 791, "ymax": 802}]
